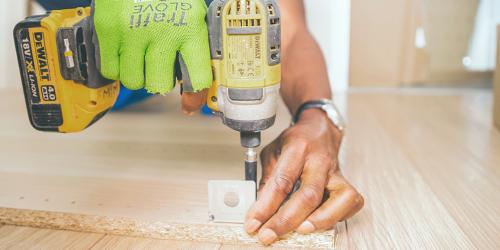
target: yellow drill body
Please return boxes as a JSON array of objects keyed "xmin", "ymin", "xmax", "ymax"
[
  {"xmin": 14, "ymin": 8, "xmax": 119, "ymax": 133},
  {"xmin": 207, "ymin": 0, "xmax": 281, "ymax": 134},
  {"xmin": 206, "ymin": 0, "xmax": 281, "ymax": 183}
]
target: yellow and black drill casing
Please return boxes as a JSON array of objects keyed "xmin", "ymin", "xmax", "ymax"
[
  {"xmin": 206, "ymin": 0, "xmax": 281, "ymax": 134},
  {"xmin": 14, "ymin": 7, "xmax": 119, "ymax": 133}
]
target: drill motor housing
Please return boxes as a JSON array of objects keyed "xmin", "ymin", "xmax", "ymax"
[{"xmin": 207, "ymin": 0, "xmax": 281, "ymax": 148}]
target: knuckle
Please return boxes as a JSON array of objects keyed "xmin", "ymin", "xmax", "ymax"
[
  {"xmin": 273, "ymin": 174, "xmax": 295, "ymax": 196},
  {"xmin": 344, "ymin": 186, "xmax": 362, "ymax": 204},
  {"xmin": 300, "ymin": 185, "xmax": 324, "ymax": 208},
  {"xmin": 355, "ymin": 193, "xmax": 365, "ymax": 207}
]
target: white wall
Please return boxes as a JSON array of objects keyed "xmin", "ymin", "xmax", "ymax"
[
  {"xmin": 0, "ymin": 1, "xmax": 28, "ymax": 88},
  {"xmin": 305, "ymin": 0, "xmax": 351, "ymax": 92},
  {"xmin": 465, "ymin": 0, "xmax": 500, "ymax": 71}
]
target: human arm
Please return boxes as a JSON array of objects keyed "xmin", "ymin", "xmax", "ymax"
[{"xmin": 243, "ymin": 0, "xmax": 364, "ymax": 245}]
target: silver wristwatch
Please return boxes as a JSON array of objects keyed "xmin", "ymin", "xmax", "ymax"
[{"xmin": 293, "ymin": 99, "xmax": 346, "ymax": 134}]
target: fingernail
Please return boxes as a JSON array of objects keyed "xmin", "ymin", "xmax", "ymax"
[
  {"xmin": 296, "ymin": 221, "xmax": 316, "ymax": 234},
  {"xmin": 258, "ymin": 228, "xmax": 278, "ymax": 245},
  {"xmin": 244, "ymin": 218, "xmax": 262, "ymax": 234}
]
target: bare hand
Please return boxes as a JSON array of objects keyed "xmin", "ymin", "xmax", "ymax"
[
  {"xmin": 244, "ymin": 109, "xmax": 364, "ymax": 245},
  {"xmin": 181, "ymin": 89, "xmax": 208, "ymax": 115}
]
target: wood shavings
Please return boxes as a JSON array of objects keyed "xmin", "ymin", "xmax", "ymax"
[{"xmin": 0, "ymin": 208, "xmax": 334, "ymax": 249}]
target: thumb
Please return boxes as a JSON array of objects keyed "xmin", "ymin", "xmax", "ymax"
[{"xmin": 181, "ymin": 89, "xmax": 208, "ymax": 115}]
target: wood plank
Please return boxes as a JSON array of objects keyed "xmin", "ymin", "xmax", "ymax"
[
  {"xmin": 0, "ymin": 89, "xmax": 333, "ymax": 249},
  {"xmin": 91, "ymin": 235, "xmax": 220, "ymax": 250},
  {"xmin": 342, "ymin": 89, "xmax": 499, "ymax": 249},
  {"xmin": 0, "ymin": 225, "xmax": 103, "ymax": 249},
  {"xmin": 333, "ymin": 221, "xmax": 349, "ymax": 249},
  {"xmin": 364, "ymin": 91, "xmax": 500, "ymax": 249},
  {"xmin": 339, "ymin": 90, "xmax": 480, "ymax": 248},
  {"xmin": 1, "ymin": 88, "xmax": 499, "ymax": 248}
]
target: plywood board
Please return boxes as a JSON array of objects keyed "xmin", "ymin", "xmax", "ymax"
[
  {"xmin": 0, "ymin": 89, "xmax": 333, "ymax": 249},
  {"xmin": 91, "ymin": 235, "xmax": 221, "ymax": 250}
]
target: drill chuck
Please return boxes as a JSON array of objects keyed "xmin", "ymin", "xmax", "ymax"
[{"xmin": 240, "ymin": 131, "xmax": 261, "ymax": 149}]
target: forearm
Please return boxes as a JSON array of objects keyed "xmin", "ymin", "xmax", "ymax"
[
  {"xmin": 281, "ymin": 32, "xmax": 332, "ymax": 114},
  {"xmin": 279, "ymin": 0, "xmax": 332, "ymax": 114}
]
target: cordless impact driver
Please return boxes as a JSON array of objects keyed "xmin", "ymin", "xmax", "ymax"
[{"xmin": 14, "ymin": 0, "xmax": 281, "ymax": 193}]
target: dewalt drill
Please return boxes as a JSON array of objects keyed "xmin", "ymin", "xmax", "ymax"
[
  {"xmin": 14, "ymin": 0, "xmax": 281, "ymax": 187},
  {"xmin": 14, "ymin": 7, "xmax": 120, "ymax": 133},
  {"xmin": 206, "ymin": 0, "xmax": 281, "ymax": 184}
]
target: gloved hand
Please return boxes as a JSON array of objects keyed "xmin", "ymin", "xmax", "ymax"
[{"xmin": 92, "ymin": 0, "xmax": 213, "ymax": 94}]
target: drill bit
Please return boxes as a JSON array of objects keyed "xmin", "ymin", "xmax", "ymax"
[
  {"xmin": 245, "ymin": 147, "xmax": 258, "ymax": 185},
  {"xmin": 241, "ymin": 131, "xmax": 261, "ymax": 195}
]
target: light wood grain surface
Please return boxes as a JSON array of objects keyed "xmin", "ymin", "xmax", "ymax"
[
  {"xmin": 0, "ymin": 87, "xmax": 499, "ymax": 249},
  {"xmin": 0, "ymin": 87, "xmax": 332, "ymax": 249},
  {"xmin": 0, "ymin": 225, "xmax": 103, "ymax": 249},
  {"xmin": 494, "ymin": 25, "xmax": 500, "ymax": 129}
]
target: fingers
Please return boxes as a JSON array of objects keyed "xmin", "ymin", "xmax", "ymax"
[
  {"xmin": 244, "ymin": 139, "xmax": 307, "ymax": 235},
  {"xmin": 256, "ymin": 155, "xmax": 330, "ymax": 244},
  {"xmin": 179, "ymin": 36, "xmax": 213, "ymax": 91},
  {"xmin": 120, "ymin": 40, "xmax": 148, "ymax": 90},
  {"xmin": 296, "ymin": 175, "xmax": 364, "ymax": 234},
  {"xmin": 259, "ymin": 140, "xmax": 280, "ymax": 190},
  {"xmin": 340, "ymin": 194, "xmax": 364, "ymax": 221},
  {"xmin": 95, "ymin": 35, "xmax": 120, "ymax": 80},
  {"xmin": 145, "ymin": 43, "xmax": 177, "ymax": 94},
  {"xmin": 92, "ymin": 0, "xmax": 120, "ymax": 80},
  {"xmin": 181, "ymin": 89, "xmax": 208, "ymax": 115}
]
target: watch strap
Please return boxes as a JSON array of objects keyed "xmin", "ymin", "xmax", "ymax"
[
  {"xmin": 293, "ymin": 99, "xmax": 346, "ymax": 135},
  {"xmin": 293, "ymin": 100, "xmax": 330, "ymax": 124}
]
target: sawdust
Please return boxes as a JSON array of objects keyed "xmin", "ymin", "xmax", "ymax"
[{"xmin": 0, "ymin": 207, "xmax": 335, "ymax": 249}]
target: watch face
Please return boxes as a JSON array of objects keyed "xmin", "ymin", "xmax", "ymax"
[{"xmin": 322, "ymin": 103, "xmax": 345, "ymax": 132}]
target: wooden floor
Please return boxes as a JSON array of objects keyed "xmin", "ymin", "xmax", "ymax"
[{"xmin": 0, "ymin": 87, "xmax": 499, "ymax": 249}]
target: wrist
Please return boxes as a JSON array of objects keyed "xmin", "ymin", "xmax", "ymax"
[
  {"xmin": 295, "ymin": 100, "xmax": 345, "ymax": 139},
  {"xmin": 297, "ymin": 108, "xmax": 343, "ymax": 138},
  {"xmin": 298, "ymin": 108, "xmax": 327, "ymax": 122}
]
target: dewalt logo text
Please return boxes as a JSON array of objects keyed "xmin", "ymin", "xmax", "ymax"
[{"xmin": 34, "ymin": 32, "xmax": 51, "ymax": 81}]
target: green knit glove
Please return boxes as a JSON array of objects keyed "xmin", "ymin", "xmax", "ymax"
[{"xmin": 92, "ymin": 0, "xmax": 212, "ymax": 94}]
